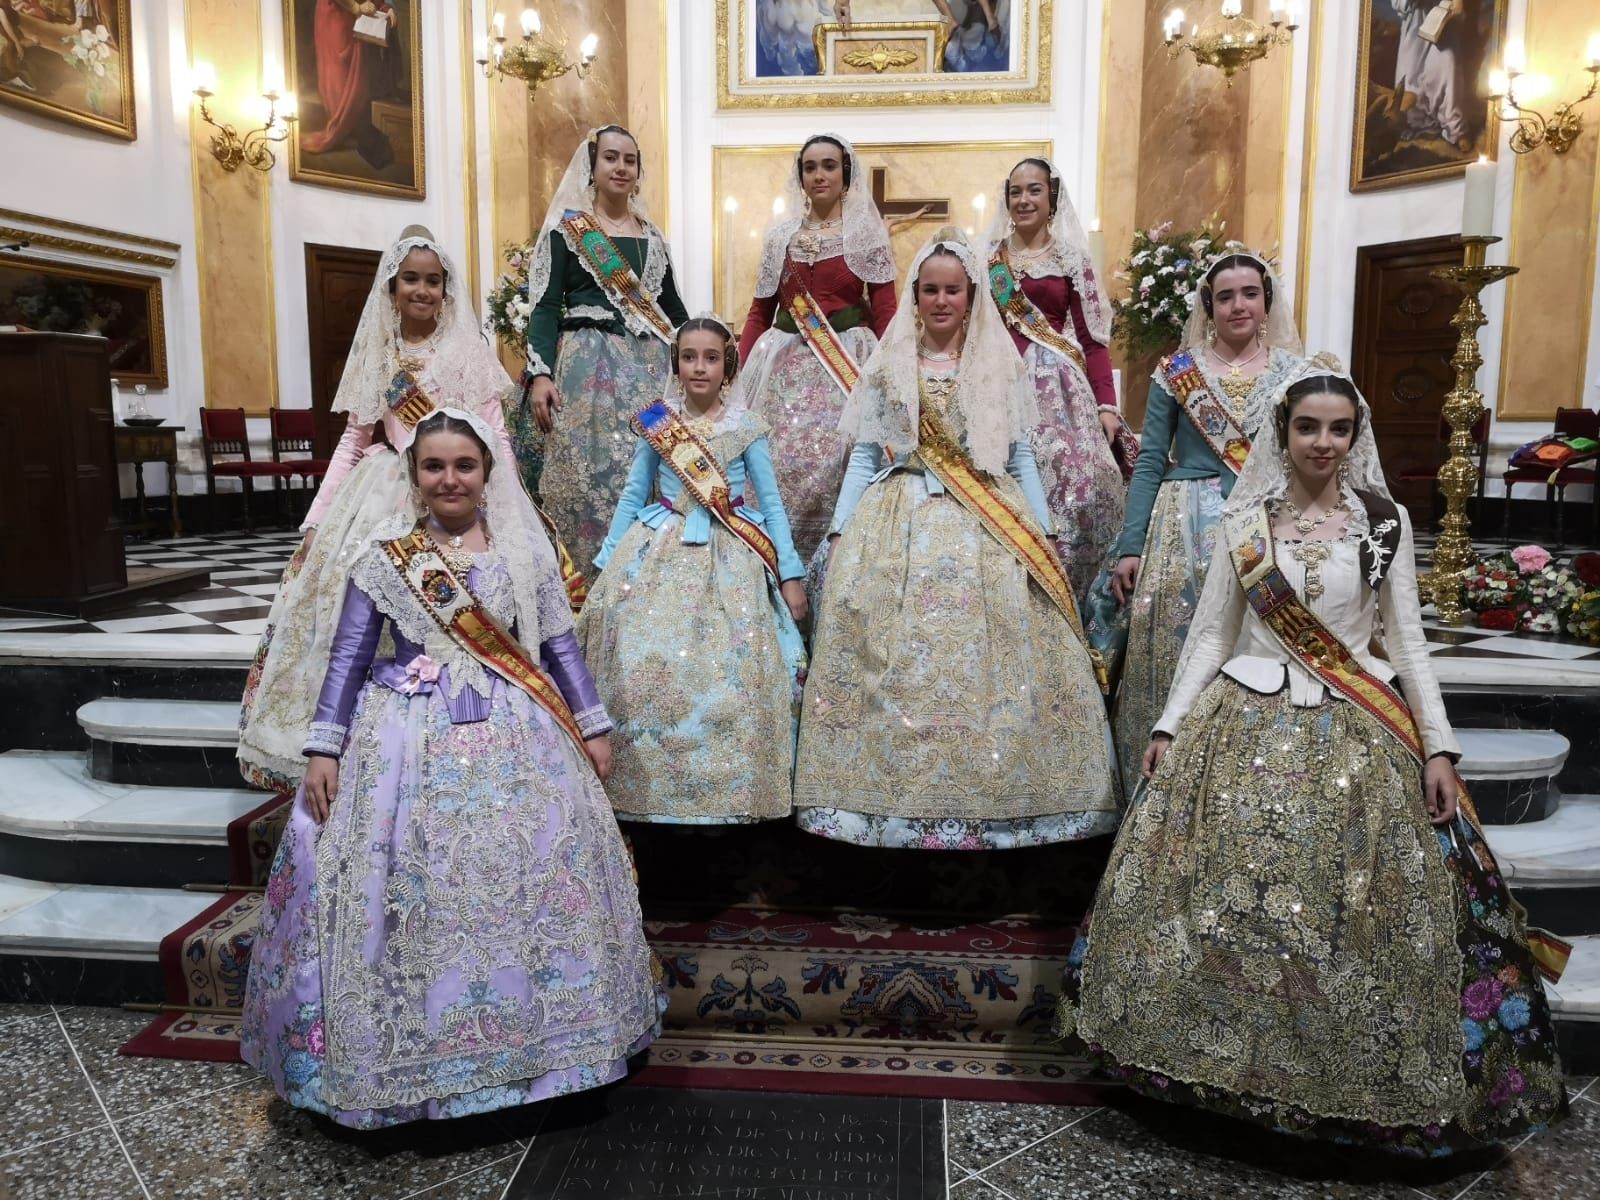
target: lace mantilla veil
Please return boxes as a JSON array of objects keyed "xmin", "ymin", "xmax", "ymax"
[
  {"xmin": 524, "ymin": 128, "xmax": 673, "ymax": 365},
  {"xmin": 660, "ymin": 313, "xmax": 755, "ymax": 435},
  {"xmin": 1180, "ymin": 245, "xmax": 1304, "ymax": 358},
  {"xmin": 839, "ymin": 228, "xmax": 1035, "ymax": 476},
  {"xmin": 981, "ymin": 157, "xmax": 1114, "ymax": 346},
  {"xmin": 752, "ymin": 134, "xmax": 895, "ymax": 298}
]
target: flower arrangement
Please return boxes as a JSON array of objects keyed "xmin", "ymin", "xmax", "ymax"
[
  {"xmin": 1463, "ymin": 545, "xmax": 1582, "ymax": 636},
  {"xmin": 1110, "ymin": 219, "xmax": 1225, "ymax": 360},
  {"xmin": 484, "ymin": 241, "xmax": 535, "ymax": 356},
  {"xmin": 1569, "ymin": 555, "xmax": 1600, "ymax": 646},
  {"xmin": 64, "ymin": 25, "xmax": 116, "ymax": 110}
]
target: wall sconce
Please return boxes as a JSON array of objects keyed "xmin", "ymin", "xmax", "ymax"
[
  {"xmin": 1163, "ymin": 1, "xmax": 1298, "ymax": 88},
  {"xmin": 1488, "ymin": 35, "xmax": 1600, "ymax": 156},
  {"xmin": 190, "ymin": 62, "xmax": 297, "ymax": 173},
  {"xmin": 476, "ymin": 9, "xmax": 598, "ymax": 98}
]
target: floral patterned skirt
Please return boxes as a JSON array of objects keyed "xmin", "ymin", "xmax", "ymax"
[
  {"xmin": 1024, "ymin": 344, "xmax": 1126, "ymax": 601},
  {"xmin": 575, "ymin": 516, "xmax": 806, "ymax": 824},
  {"xmin": 741, "ymin": 326, "xmax": 877, "ymax": 564},
  {"xmin": 1060, "ymin": 679, "xmax": 1568, "ymax": 1153},
  {"xmin": 535, "ymin": 327, "xmax": 670, "ymax": 571},
  {"xmin": 794, "ymin": 469, "xmax": 1120, "ymax": 847},
  {"xmin": 240, "ymin": 678, "xmax": 663, "ymax": 1128}
]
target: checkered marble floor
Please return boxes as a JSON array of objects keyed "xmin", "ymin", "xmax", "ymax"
[{"xmin": 0, "ymin": 531, "xmax": 300, "ymax": 637}]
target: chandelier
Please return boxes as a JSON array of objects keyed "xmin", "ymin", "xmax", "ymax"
[
  {"xmin": 476, "ymin": 9, "xmax": 598, "ymax": 98},
  {"xmin": 1163, "ymin": 1, "xmax": 1298, "ymax": 87}
]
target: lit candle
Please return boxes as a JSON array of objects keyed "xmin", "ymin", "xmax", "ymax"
[
  {"xmin": 580, "ymin": 32, "xmax": 598, "ymax": 61},
  {"xmin": 1487, "ymin": 67, "xmax": 1509, "ymax": 98},
  {"xmin": 1587, "ymin": 32, "xmax": 1600, "ymax": 68},
  {"xmin": 492, "ymin": 11, "xmax": 506, "ymax": 37},
  {"xmin": 721, "ymin": 197, "xmax": 739, "ymax": 313},
  {"xmin": 191, "ymin": 61, "xmax": 217, "ymax": 95},
  {"xmin": 277, "ymin": 91, "xmax": 297, "ymax": 121},
  {"xmin": 772, "ymin": 196, "xmax": 786, "ymax": 216},
  {"xmin": 1086, "ymin": 218, "xmax": 1106, "ymax": 279},
  {"xmin": 1269, "ymin": 0, "xmax": 1285, "ymax": 17},
  {"xmin": 520, "ymin": 9, "xmax": 539, "ymax": 37},
  {"xmin": 1221, "ymin": 0, "xmax": 1241, "ymax": 16},
  {"xmin": 1461, "ymin": 155, "xmax": 1496, "ymax": 238},
  {"xmin": 1504, "ymin": 40, "xmax": 1525, "ymax": 77},
  {"xmin": 972, "ymin": 192, "xmax": 987, "ymax": 221}
]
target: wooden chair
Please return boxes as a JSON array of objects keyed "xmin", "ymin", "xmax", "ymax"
[
  {"xmin": 198, "ymin": 408, "xmax": 293, "ymax": 533},
  {"xmin": 1395, "ymin": 409, "xmax": 1490, "ymax": 523},
  {"xmin": 1501, "ymin": 407, "xmax": 1600, "ymax": 548},
  {"xmin": 269, "ymin": 407, "xmax": 331, "ymax": 521}
]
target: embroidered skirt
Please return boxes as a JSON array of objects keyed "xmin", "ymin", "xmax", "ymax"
[
  {"xmin": 241, "ymin": 676, "xmax": 663, "ymax": 1128},
  {"xmin": 793, "ymin": 469, "xmax": 1120, "ymax": 848},
  {"xmin": 1061, "ymin": 679, "xmax": 1569, "ymax": 1152},
  {"xmin": 536, "ymin": 327, "xmax": 670, "ymax": 571},
  {"xmin": 1023, "ymin": 344, "xmax": 1126, "ymax": 601},
  {"xmin": 576, "ymin": 514, "xmax": 806, "ymax": 824},
  {"xmin": 741, "ymin": 325, "xmax": 878, "ymax": 564},
  {"xmin": 238, "ymin": 450, "xmax": 409, "ymax": 791}
]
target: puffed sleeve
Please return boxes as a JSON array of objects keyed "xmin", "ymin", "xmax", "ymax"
[
  {"xmin": 525, "ymin": 229, "xmax": 566, "ymax": 379},
  {"xmin": 303, "ymin": 579, "xmax": 384, "ymax": 758},
  {"xmin": 1378, "ymin": 508, "xmax": 1461, "ymax": 761},
  {"xmin": 1066, "ymin": 284, "xmax": 1117, "ymax": 409},
  {"xmin": 1005, "ymin": 438, "xmax": 1056, "ymax": 534},
  {"xmin": 828, "ymin": 442, "xmax": 885, "ymax": 534},
  {"xmin": 302, "ymin": 420, "xmax": 375, "ymax": 530},
  {"xmin": 1154, "ymin": 550, "xmax": 1245, "ymax": 739},
  {"xmin": 593, "ymin": 440, "xmax": 658, "ymax": 571},
  {"xmin": 739, "ymin": 293, "xmax": 780, "ymax": 362},
  {"xmin": 541, "ymin": 630, "xmax": 613, "ymax": 738},
  {"xmin": 1112, "ymin": 380, "xmax": 1178, "ymax": 558},
  {"xmin": 865, "ymin": 278, "xmax": 897, "ymax": 338},
  {"xmin": 743, "ymin": 436, "xmax": 806, "ymax": 581}
]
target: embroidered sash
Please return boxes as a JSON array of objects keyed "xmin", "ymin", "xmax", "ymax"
[
  {"xmin": 385, "ymin": 364, "xmax": 437, "ymax": 434},
  {"xmin": 915, "ymin": 403, "xmax": 1108, "ymax": 693},
  {"xmin": 631, "ymin": 401, "xmax": 782, "ymax": 580},
  {"xmin": 986, "ymin": 245, "xmax": 1089, "ymax": 373},
  {"xmin": 778, "ymin": 259, "xmax": 863, "ymax": 401},
  {"xmin": 532, "ymin": 501, "xmax": 589, "ymax": 612},
  {"xmin": 1225, "ymin": 502, "xmax": 1571, "ymax": 983},
  {"xmin": 1160, "ymin": 350, "xmax": 1251, "ymax": 477},
  {"xmin": 378, "ymin": 525, "xmax": 590, "ymax": 758},
  {"xmin": 557, "ymin": 210, "xmax": 675, "ymax": 343}
]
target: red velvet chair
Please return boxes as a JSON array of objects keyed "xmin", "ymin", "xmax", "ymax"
[
  {"xmin": 199, "ymin": 408, "xmax": 293, "ymax": 532},
  {"xmin": 1501, "ymin": 407, "xmax": 1599, "ymax": 548},
  {"xmin": 270, "ymin": 407, "xmax": 331, "ymax": 521},
  {"xmin": 1395, "ymin": 409, "xmax": 1490, "ymax": 523}
]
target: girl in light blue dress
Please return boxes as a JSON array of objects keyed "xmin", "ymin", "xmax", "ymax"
[{"xmin": 576, "ymin": 315, "xmax": 809, "ymax": 824}]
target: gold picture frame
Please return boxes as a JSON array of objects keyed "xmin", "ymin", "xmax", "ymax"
[
  {"xmin": 0, "ymin": 253, "xmax": 167, "ymax": 388},
  {"xmin": 0, "ymin": 1, "xmax": 135, "ymax": 140},
  {"xmin": 1350, "ymin": 0, "xmax": 1507, "ymax": 193},
  {"xmin": 283, "ymin": 0, "xmax": 425, "ymax": 199},
  {"xmin": 716, "ymin": 0, "xmax": 1051, "ymax": 111}
]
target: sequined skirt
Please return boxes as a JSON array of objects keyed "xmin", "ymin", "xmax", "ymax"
[{"xmin": 1061, "ymin": 679, "xmax": 1568, "ymax": 1151}]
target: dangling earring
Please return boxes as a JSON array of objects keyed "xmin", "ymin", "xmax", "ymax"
[
  {"xmin": 914, "ymin": 311, "xmax": 925, "ymax": 339},
  {"xmin": 803, "ymin": 193, "xmax": 812, "ymax": 216},
  {"xmin": 631, "ymin": 184, "xmax": 641, "ymax": 200},
  {"xmin": 1280, "ymin": 449, "xmax": 1292, "ymax": 476},
  {"xmin": 1205, "ymin": 320, "xmax": 1217, "ymax": 348},
  {"xmin": 1337, "ymin": 460, "xmax": 1350, "ymax": 487}
]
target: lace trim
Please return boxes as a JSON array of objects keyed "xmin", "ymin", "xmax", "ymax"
[
  {"xmin": 786, "ymin": 231, "xmax": 845, "ymax": 265},
  {"xmin": 565, "ymin": 303, "xmax": 615, "ymax": 323},
  {"xmin": 524, "ymin": 347, "xmax": 553, "ymax": 378},
  {"xmin": 305, "ymin": 721, "xmax": 347, "ymax": 757},
  {"xmin": 571, "ymin": 703, "xmax": 612, "ymax": 738},
  {"xmin": 556, "ymin": 220, "xmax": 673, "ymax": 341},
  {"xmin": 351, "ymin": 548, "xmax": 493, "ymax": 701}
]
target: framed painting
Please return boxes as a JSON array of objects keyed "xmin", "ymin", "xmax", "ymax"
[
  {"xmin": 716, "ymin": 0, "xmax": 1050, "ymax": 111},
  {"xmin": 0, "ymin": 0, "xmax": 134, "ymax": 139},
  {"xmin": 283, "ymin": 0, "xmax": 424, "ymax": 198},
  {"xmin": 0, "ymin": 254, "xmax": 167, "ymax": 387},
  {"xmin": 1351, "ymin": 0, "xmax": 1507, "ymax": 192}
]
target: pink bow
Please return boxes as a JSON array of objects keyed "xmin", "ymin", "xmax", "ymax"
[{"xmin": 401, "ymin": 654, "xmax": 441, "ymax": 694}]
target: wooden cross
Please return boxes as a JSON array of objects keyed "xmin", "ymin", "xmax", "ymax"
[{"xmin": 869, "ymin": 166, "xmax": 949, "ymax": 226}]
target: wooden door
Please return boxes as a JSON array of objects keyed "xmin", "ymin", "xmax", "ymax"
[
  {"xmin": 1351, "ymin": 236, "xmax": 1466, "ymax": 524},
  {"xmin": 304, "ymin": 244, "xmax": 382, "ymax": 458}
]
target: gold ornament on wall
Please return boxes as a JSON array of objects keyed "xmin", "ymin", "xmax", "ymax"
[
  {"xmin": 189, "ymin": 62, "xmax": 297, "ymax": 174},
  {"xmin": 1488, "ymin": 35, "xmax": 1600, "ymax": 156}
]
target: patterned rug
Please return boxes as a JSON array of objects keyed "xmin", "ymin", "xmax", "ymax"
[{"xmin": 117, "ymin": 793, "xmax": 289, "ymax": 1062}]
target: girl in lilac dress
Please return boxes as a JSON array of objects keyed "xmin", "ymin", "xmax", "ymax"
[{"xmin": 241, "ymin": 409, "xmax": 661, "ymax": 1129}]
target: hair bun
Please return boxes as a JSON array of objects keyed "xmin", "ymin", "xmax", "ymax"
[
  {"xmin": 932, "ymin": 224, "xmax": 968, "ymax": 245},
  {"xmin": 399, "ymin": 224, "xmax": 435, "ymax": 242}
]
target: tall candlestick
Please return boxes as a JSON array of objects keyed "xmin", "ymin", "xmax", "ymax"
[
  {"xmin": 1085, "ymin": 219, "xmax": 1106, "ymax": 279},
  {"xmin": 1461, "ymin": 156, "xmax": 1496, "ymax": 237},
  {"xmin": 721, "ymin": 197, "xmax": 738, "ymax": 315}
]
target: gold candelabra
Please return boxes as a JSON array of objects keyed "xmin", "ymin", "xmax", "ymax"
[
  {"xmin": 190, "ymin": 63, "xmax": 296, "ymax": 174},
  {"xmin": 1163, "ymin": 2, "xmax": 1298, "ymax": 87},
  {"xmin": 1421, "ymin": 236, "xmax": 1518, "ymax": 626},
  {"xmin": 1488, "ymin": 42, "xmax": 1600, "ymax": 156},
  {"xmin": 476, "ymin": 10, "xmax": 598, "ymax": 99}
]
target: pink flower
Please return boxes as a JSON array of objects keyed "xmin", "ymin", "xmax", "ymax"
[
  {"xmin": 1510, "ymin": 545, "xmax": 1551, "ymax": 573},
  {"xmin": 307, "ymin": 1018, "xmax": 326, "ymax": 1056},
  {"xmin": 401, "ymin": 655, "xmax": 441, "ymax": 694},
  {"xmin": 1463, "ymin": 976, "xmax": 1505, "ymax": 1020}
]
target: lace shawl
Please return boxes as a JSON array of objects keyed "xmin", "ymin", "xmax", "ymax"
[{"xmin": 753, "ymin": 134, "xmax": 895, "ymax": 299}]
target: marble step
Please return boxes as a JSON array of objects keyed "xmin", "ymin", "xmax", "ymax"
[
  {"xmin": 76, "ymin": 698, "xmax": 245, "ymax": 789},
  {"xmin": 1485, "ymin": 795, "xmax": 1600, "ymax": 938},
  {"xmin": 0, "ymin": 751, "xmax": 265, "ymax": 888},
  {"xmin": 1455, "ymin": 729, "xmax": 1569, "ymax": 824},
  {"xmin": 0, "ymin": 874, "xmax": 212, "ymax": 1004},
  {"xmin": 1548, "ymin": 934, "xmax": 1600, "ymax": 1074}
]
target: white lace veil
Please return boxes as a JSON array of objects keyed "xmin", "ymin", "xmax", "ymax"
[
  {"xmin": 753, "ymin": 134, "xmax": 895, "ymax": 299},
  {"xmin": 981, "ymin": 156, "xmax": 1113, "ymax": 346},
  {"xmin": 839, "ymin": 228, "xmax": 1035, "ymax": 476},
  {"xmin": 335, "ymin": 230, "xmax": 497, "ymax": 427},
  {"xmin": 1180, "ymin": 244, "xmax": 1304, "ymax": 356},
  {"xmin": 1223, "ymin": 354, "xmax": 1392, "ymax": 520},
  {"xmin": 527, "ymin": 126, "xmax": 673, "ymax": 345}
]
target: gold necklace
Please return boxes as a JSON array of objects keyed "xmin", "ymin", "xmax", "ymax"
[
  {"xmin": 594, "ymin": 208, "xmax": 638, "ymax": 238},
  {"xmin": 1279, "ymin": 492, "xmax": 1345, "ymax": 537},
  {"xmin": 1290, "ymin": 539, "xmax": 1333, "ymax": 600},
  {"xmin": 427, "ymin": 517, "xmax": 487, "ymax": 575},
  {"xmin": 1210, "ymin": 343, "xmax": 1265, "ymax": 402}
]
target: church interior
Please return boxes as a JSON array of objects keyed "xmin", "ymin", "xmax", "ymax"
[{"xmin": 2, "ymin": 0, "xmax": 1600, "ymax": 1197}]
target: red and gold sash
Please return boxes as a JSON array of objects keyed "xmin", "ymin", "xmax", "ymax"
[
  {"xmin": 1226, "ymin": 502, "xmax": 1571, "ymax": 982},
  {"xmin": 386, "ymin": 364, "xmax": 438, "ymax": 434},
  {"xmin": 378, "ymin": 524, "xmax": 590, "ymax": 758},
  {"xmin": 558, "ymin": 210, "xmax": 675, "ymax": 343},
  {"xmin": 631, "ymin": 401, "xmax": 782, "ymax": 580},
  {"xmin": 778, "ymin": 259, "xmax": 862, "ymax": 401},
  {"xmin": 1160, "ymin": 349, "xmax": 1251, "ymax": 477},
  {"xmin": 916, "ymin": 403, "xmax": 1107, "ymax": 693},
  {"xmin": 532, "ymin": 502, "xmax": 589, "ymax": 612},
  {"xmin": 986, "ymin": 245, "xmax": 1089, "ymax": 373}
]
